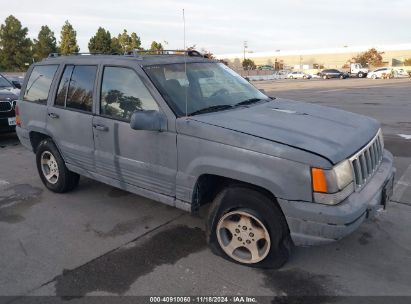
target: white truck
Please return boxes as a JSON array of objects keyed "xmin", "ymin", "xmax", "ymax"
[{"xmin": 349, "ymin": 63, "xmax": 369, "ymax": 78}]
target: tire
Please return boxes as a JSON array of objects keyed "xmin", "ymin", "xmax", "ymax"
[
  {"xmin": 322, "ymin": 75, "xmax": 327, "ymax": 80},
  {"xmin": 339, "ymin": 75, "xmax": 344, "ymax": 79},
  {"xmin": 303, "ymin": 75, "xmax": 306, "ymax": 79},
  {"xmin": 206, "ymin": 186, "xmax": 293, "ymax": 269},
  {"xmin": 358, "ymin": 72, "xmax": 364, "ymax": 78},
  {"xmin": 36, "ymin": 139, "xmax": 80, "ymax": 193},
  {"xmin": 372, "ymin": 74, "xmax": 377, "ymax": 79}
]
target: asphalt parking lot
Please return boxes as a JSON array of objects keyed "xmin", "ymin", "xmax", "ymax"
[{"xmin": 1, "ymin": 77, "xmax": 411, "ymax": 300}]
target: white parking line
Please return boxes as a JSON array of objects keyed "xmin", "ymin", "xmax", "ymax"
[
  {"xmin": 392, "ymin": 164, "xmax": 411, "ymax": 204},
  {"xmin": 398, "ymin": 134, "xmax": 411, "ymax": 140},
  {"xmin": 0, "ymin": 179, "xmax": 9, "ymax": 186},
  {"xmin": 317, "ymin": 89, "xmax": 346, "ymax": 93}
]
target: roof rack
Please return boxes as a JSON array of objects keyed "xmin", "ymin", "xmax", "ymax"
[
  {"xmin": 126, "ymin": 49, "xmax": 205, "ymax": 58},
  {"xmin": 47, "ymin": 49, "xmax": 206, "ymax": 59},
  {"xmin": 48, "ymin": 52, "xmax": 117, "ymax": 58}
]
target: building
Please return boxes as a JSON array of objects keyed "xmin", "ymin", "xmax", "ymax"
[{"xmin": 217, "ymin": 43, "xmax": 411, "ymax": 70}]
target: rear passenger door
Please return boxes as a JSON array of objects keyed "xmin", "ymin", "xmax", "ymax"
[
  {"xmin": 46, "ymin": 65, "xmax": 97, "ymax": 173},
  {"xmin": 92, "ymin": 65, "xmax": 177, "ymax": 196}
]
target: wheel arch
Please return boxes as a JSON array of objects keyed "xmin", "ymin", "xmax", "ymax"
[
  {"xmin": 29, "ymin": 131, "xmax": 65, "ymax": 162},
  {"xmin": 191, "ymin": 173, "xmax": 286, "ymax": 220}
]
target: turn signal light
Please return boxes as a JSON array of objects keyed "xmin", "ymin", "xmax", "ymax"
[
  {"xmin": 311, "ymin": 168, "xmax": 328, "ymax": 193},
  {"xmin": 15, "ymin": 104, "xmax": 21, "ymax": 127}
]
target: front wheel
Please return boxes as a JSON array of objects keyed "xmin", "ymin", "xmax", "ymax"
[
  {"xmin": 372, "ymin": 74, "xmax": 377, "ymax": 79},
  {"xmin": 207, "ymin": 186, "xmax": 292, "ymax": 268},
  {"xmin": 322, "ymin": 75, "xmax": 327, "ymax": 79},
  {"xmin": 36, "ymin": 139, "xmax": 80, "ymax": 193},
  {"xmin": 358, "ymin": 72, "xmax": 364, "ymax": 78}
]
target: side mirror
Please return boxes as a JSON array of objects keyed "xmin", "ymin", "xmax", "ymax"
[
  {"xmin": 12, "ymin": 81, "xmax": 21, "ymax": 89},
  {"xmin": 130, "ymin": 110, "xmax": 167, "ymax": 132}
]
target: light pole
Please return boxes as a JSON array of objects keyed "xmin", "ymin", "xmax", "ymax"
[{"xmin": 243, "ymin": 41, "xmax": 248, "ymax": 61}]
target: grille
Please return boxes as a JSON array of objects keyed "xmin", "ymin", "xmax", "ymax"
[
  {"xmin": 0, "ymin": 101, "xmax": 12, "ymax": 112},
  {"xmin": 350, "ymin": 130, "xmax": 384, "ymax": 189}
]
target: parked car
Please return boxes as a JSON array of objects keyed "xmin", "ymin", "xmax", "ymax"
[
  {"xmin": 367, "ymin": 68, "xmax": 393, "ymax": 79},
  {"xmin": 309, "ymin": 73, "xmax": 321, "ymax": 79},
  {"xmin": 257, "ymin": 65, "xmax": 274, "ymax": 71},
  {"xmin": 0, "ymin": 74, "xmax": 19, "ymax": 133},
  {"xmin": 5, "ymin": 75, "xmax": 24, "ymax": 89},
  {"xmin": 286, "ymin": 71, "xmax": 311, "ymax": 79},
  {"xmin": 272, "ymin": 70, "xmax": 289, "ymax": 79},
  {"xmin": 392, "ymin": 69, "xmax": 411, "ymax": 78},
  {"xmin": 319, "ymin": 69, "xmax": 349, "ymax": 79},
  {"xmin": 16, "ymin": 51, "xmax": 395, "ymax": 268}
]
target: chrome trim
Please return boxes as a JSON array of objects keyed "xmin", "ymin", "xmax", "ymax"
[
  {"xmin": 349, "ymin": 129, "xmax": 384, "ymax": 190},
  {"xmin": 0, "ymin": 100, "xmax": 13, "ymax": 112}
]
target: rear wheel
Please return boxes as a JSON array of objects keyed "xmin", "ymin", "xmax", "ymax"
[
  {"xmin": 207, "ymin": 186, "xmax": 292, "ymax": 268},
  {"xmin": 372, "ymin": 74, "xmax": 377, "ymax": 79},
  {"xmin": 323, "ymin": 75, "xmax": 327, "ymax": 79},
  {"xmin": 36, "ymin": 139, "xmax": 80, "ymax": 193},
  {"xmin": 358, "ymin": 72, "xmax": 364, "ymax": 78}
]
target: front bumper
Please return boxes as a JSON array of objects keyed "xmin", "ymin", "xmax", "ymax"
[
  {"xmin": 278, "ymin": 150, "xmax": 395, "ymax": 246},
  {"xmin": 0, "ymin": 117, "xmax": 16, "ymax": 133}
]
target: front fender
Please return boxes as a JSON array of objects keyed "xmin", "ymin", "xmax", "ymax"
[{"xmin": 176, "ymin": 134, "xmax": 313, "ymax": 203}]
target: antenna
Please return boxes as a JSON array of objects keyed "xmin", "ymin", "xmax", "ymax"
[{"xmin": 183, "ymin": 8, "xmax": 188, "ymax": 117}]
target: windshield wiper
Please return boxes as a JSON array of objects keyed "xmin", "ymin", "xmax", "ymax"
[
  {"xmin": 235, "ymin": 98, "xmax": 268, "ymax": 107},
  {"xmin": 189, "ymin": 104, "xmax": 233, "ymax": 116}
]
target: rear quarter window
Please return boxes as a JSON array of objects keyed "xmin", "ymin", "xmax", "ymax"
[{"xmin": 23, "ymin": 65, "xmax": 59, "ymax": 104}]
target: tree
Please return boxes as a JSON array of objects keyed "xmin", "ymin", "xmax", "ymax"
[
  {"xmin": 88, "ymin": 27, "xmax": 112, "ymax": 54},
  {"xmin": 130, "ymin": 32, "xmax": 141, "ymax": 50},
  {"xmin": 352, "ymin": 48, "xmax": 384, "ymax": 67},
  {"xmin": 149, "ymin": 41, "xmax": 164, "ymax": 53},
  {"xmin": 0, "ymin": 15, "xmax": 32, "ymax": 71},
  {"xmin": 33, "ymin": 25, "xmax": 57, "ymax": 61},
  {"xmin": 59, "ymin": 21, "xmax": 79, "ymax": 55},
  {"xmin": 404, "ymin": 58, "xmax": 411, "ymax": 66},
  {"xmin": 242, "ymin": 58, "xmax": 256, "ymax": 70},
  {"xmin": 232, "ymin": 58, "xmax": 242, "ymax": 69},
  {"xmin": 117, "ymin": 30, "xmax": 142, "ymax": 53},
  {"xmin": 110, "ymin": 37, "xmax": 122, "ymax": 53}
]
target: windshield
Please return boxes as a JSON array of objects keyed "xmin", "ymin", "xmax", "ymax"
[
  {"xmin": 0, "ymin": 74, "xmax": 13, "ymax": 89},
  {"xmin": 144, "ymin": 62, "xmax": 269, "ymax": 116}
]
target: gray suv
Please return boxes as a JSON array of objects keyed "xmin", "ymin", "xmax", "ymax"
[{"xmin": 16, "ymin": 51, "xmax": 395, "ymax": 268}]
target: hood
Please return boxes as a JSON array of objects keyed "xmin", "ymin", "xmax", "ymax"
[
  {"xmin": 191, "ymin": 99, "xmax": 380, "ymax": 164},
  {"xmin": 0, "ymin": 88, "xmax": 19, "ymax": 100}
]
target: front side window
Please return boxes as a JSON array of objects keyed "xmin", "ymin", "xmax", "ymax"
[
  {"xmin": 55, "ymin": 65, "xmax": 96, "ymax": 112},
  {"xmin": 23, "ymin": 65, "xmax": 58, "ymax": 104},
  {"xmin": 144, "ymin": 62, "xmax": 268, "ymax": 117},
  {"xmin": 100, "ymin": 67, "xmax": 159, "ymax": 121}
]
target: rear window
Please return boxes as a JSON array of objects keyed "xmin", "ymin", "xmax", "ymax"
[
  {"xmin": 55, "ymin": 65, "xmax": 97, "ymax": 112},
  {"xmin": 23, "ymin": 65, "xmax": 58, "ymax": 104}
]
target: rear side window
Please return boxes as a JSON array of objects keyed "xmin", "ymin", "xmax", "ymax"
[
  {"xmin": 55, "ymin": 65, "xmax": 97, "ymax": 112},
  {"xmin": 23, "ymin": 65, "xmax": 58, "ymax": 104},
  {"xmin": 100, "ymin": 67, "xmax": 158, "ymax": 121}
]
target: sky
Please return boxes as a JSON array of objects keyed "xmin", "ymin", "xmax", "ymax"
[{"xmin": 1, "ymin": 0, "xmax": 410, "ymax": 55}]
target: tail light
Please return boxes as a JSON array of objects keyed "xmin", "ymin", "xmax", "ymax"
[{"xmin": 15, "ymin": 104, "xmax": 21, "ymax": 127}]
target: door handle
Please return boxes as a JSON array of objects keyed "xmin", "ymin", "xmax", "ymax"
[
  {"xmin": 93, "ymin": 124, "xmax": 109, "ymax": 132},
  {"xmin": 48, "ymin": 112, "xmax": 59, "ymax": 119}
]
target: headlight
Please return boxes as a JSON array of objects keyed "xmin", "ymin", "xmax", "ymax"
[{"xmin": 311, "ymin": 160, "xmax": 354, "ymax": 205}]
